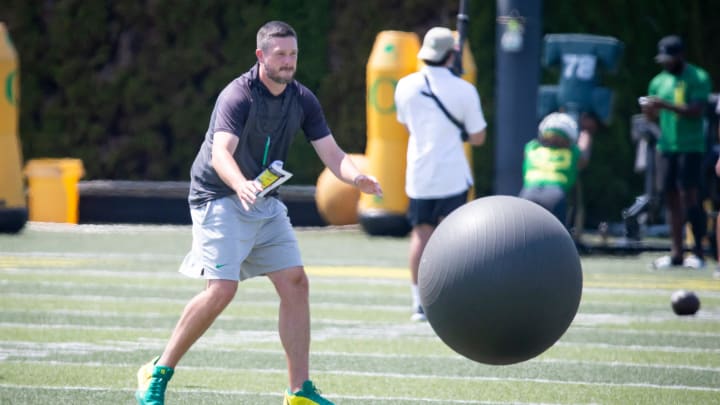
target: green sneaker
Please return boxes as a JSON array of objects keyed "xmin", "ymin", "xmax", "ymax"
[
  {"xmin": 135, "ymin": 356, "xmax": 174, "ymax": 405},
  {"xmin": 283, "ymin": 380, "xmax": 334, "ymax": 405}
]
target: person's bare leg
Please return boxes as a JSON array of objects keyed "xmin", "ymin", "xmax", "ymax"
[
  {"xmin": 158, "ymin": 279, "xmax": 238, "ymax": 368},
  {"xmin": 409, "ymin": 224, "xmax": 434, "ymax": 285},
  {"xmin": 267, "ymin": 266, "xmax": 310, "ymax": 391}
]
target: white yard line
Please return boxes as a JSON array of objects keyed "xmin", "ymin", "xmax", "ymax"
[
  {"xmin": 0, "ymin": 383, "xmax": 574, "ymax": 405},
  {"xmin": 0, "ymin": 361, "xmax": 718, "ymax": 393},
  {"xmin": 2, "ymin": 336, "xmax": 720, "ymax": 371}
]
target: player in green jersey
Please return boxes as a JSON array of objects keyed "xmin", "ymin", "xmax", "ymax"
[
  {"xmin": 642, "ymin": 35, "xmax": 712, "ymax": 270},
  {"xmin": 519, "ymin": 112, "xmax": 593, "ymax": 226}
]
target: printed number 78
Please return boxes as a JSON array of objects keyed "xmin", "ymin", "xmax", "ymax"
[{"xmin": 562, "ymin": 54, "xmax": 597, "ymax": 81}]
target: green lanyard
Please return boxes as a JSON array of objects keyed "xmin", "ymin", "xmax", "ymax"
[{"xmin": 262, "ymin": 135, "xmax": 270, "ymax": 166}]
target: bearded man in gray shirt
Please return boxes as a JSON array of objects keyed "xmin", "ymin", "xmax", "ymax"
[{"xmin": 135, "ymin": 20, "xmax": 382, "ymax": 405}]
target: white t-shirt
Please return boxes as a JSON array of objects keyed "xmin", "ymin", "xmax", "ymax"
[{"xmin": 395, "ymin": 66, "xmax": 487, "ymax": 199}]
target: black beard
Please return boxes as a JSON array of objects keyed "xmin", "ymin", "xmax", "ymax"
[{"xmin": 266, "ymin": 67, "xmax": 295, "ymax": 85}]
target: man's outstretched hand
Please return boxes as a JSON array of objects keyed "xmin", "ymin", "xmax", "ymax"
[{"xmin": 353, "ymin": 174, "xmax": 383, "ymax": 197}]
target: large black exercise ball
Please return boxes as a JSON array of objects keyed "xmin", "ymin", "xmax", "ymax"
[{"xmin": 419, "ymin": 195, "xmax": 583, "ymax": 365}]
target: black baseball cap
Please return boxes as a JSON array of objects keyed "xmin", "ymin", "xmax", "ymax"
[{"xmin": 655, "ymin": 35, "xmax": 684, "ymax": 63}]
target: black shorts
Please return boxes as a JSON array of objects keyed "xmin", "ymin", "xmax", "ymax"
[
  {"xmin": 407, "ymin": 190, "xmax": 468, "ymax": 227},
  {"xmin": 657, "ymin": 152, "xmax": 703, "ymax": 193}
]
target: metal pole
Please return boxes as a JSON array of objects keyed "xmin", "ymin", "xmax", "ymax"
[
  {"xmin": 494, "ymin": 0, "xmax": 542, "ymax": 195},
  {"xmin": 452, "ymin": 0, "xmax": 469, "ymax": 76}
]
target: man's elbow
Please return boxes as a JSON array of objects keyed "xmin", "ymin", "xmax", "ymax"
[{"xmin": 468, "ymin": 129, "xmax": 486, "ymax": 146}]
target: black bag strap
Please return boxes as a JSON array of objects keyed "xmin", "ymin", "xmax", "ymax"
[{"xmin": 420, "ymin": 74, "xmax": 469, "ymax": 141}]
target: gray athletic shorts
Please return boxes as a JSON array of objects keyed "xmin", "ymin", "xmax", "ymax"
[{"xmin": 178, "ymin": 194, "xmax": 302, "ymax": 281}]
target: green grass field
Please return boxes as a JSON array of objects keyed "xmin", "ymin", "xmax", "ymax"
[{"xmin": 1, "ymin": 223, "xmax": 719, "ymax": 404}]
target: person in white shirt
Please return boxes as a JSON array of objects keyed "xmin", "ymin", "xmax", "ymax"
[{"xmin": 394, "ymin": 27, "xmax": 487, "ymax": 321}]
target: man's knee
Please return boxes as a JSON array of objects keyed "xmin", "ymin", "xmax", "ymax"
[
  {"xmin": 206, "ymin": 280, "xmax": 238, "ymax": 307},
  {"xmin": 286, "ymin": 267, "xmax": 308, "ymax": 287},
  {"xmin": 271, "ymin": 266, "xmax": 309, "ymax": 296}
]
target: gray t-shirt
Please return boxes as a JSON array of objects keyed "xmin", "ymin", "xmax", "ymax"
[{"xmin": 188, "ymin": 64, "xmax": 331, "ymax": 207}]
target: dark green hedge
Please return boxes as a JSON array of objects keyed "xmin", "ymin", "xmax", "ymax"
[{"xmin": 1, "ymin": 0, "xmax": 719, "ymax": 224}]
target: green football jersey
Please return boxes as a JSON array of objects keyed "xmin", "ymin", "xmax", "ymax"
[
  {"xmin": 648, "ymin": 63, "xmax": 711, "ymax": 153},
  {"xmin": 522, "ymin": 139, "xmax": 581, "ymax": 193}
]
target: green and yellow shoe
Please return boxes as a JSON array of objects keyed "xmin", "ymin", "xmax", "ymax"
[
  {"xmin": 135, "ymin": 356, "xmax": 174, "ymax": 405},
  {"xmin": 283, "ymin": 380, "xmax": 334, "ymax": 405}
]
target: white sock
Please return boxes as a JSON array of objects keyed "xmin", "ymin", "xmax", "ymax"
[{"xmin": 411, "ymin": 284, "xmax": 420, "ymax": 309}]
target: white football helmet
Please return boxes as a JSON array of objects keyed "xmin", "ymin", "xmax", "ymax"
[{"xmin": 538, "ymin": 112, "xmax": 579, "ymax": 143}]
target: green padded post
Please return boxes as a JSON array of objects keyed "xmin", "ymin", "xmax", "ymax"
[{"xmin": 540, "ymin": 34, "xmax": 623, "ymax": 124}]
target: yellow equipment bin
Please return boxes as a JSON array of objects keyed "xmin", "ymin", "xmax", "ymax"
[
  {"xmin": 24, "ymin": 158, "xmax": 85, "ymax": 223},
  {"xmin": 0, "ymin": 22, "xmax": 27, "ymax": 232}
]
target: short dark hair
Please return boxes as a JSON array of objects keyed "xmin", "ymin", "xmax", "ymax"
[
  {"xmin": 257, "ymin": 21, "xmax": 297, "ymax": 51},
  {"xmin": 422, "ymin": 50, "xmax": 454, "ymax": 67}
]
